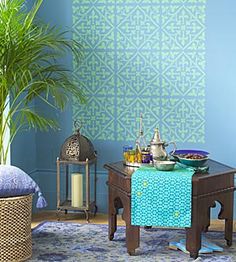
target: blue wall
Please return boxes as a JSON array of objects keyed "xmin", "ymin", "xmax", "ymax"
[
  {"xmin": 12, "ymin": 0, "xmax": 236, "ymax": 217},
  {"xmin": 205, "ymin": 1, "xmax": 236, "ymax": 164}
]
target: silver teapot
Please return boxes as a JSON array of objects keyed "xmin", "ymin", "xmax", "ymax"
[{"xmin": 150, "ymin": 128, "xmax": 176, "ymax": 161}]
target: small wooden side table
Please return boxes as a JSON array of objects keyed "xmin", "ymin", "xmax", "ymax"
[{"xmin": 104, "ymin": 160, "xmax": 236, "ymax": 259}]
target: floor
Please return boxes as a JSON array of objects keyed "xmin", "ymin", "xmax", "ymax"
[
  {"xmin": 31, "ymin": 211, "xmax": 236, "ymax": 231},
  {"xmin": 31, "ymin": 211, "xmax": 125, "ymax": 228}
]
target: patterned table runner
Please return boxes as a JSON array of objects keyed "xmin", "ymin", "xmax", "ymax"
[{"xmin": 131, "ymin": 166, "xmax": 194, "ymax": 227}]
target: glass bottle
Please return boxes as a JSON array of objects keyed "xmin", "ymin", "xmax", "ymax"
[
  {"xmin": 123, "ymin": 145, "xmax": 129, "ymax": 162},
  {"xmin": 128, "ymin": 150, "xmax": 135, "ymax": 163},
  {"xmin": 135, "ymin": 142, "xmax": 142, "ymax": 163},
  {"xmin": 136, "ymin": 113, "xmax": 147, "ymax": 152}
]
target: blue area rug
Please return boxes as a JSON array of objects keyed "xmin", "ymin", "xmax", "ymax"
[{"xmin": 29, "ymin": 221, "xmax": 235, "ymax": 262}]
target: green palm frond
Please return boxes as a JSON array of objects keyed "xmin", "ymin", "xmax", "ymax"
[
  {"xmin": 0, "ymin": 0, "xmax": 85, "ymax": 164},
  {"xmin": 16, "ymin": 108, "xmax": 57, "ymax": 131}
]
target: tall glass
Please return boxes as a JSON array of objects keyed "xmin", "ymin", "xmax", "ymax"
[{"xmin": 123, "ymin": 145, "xmax": 129, "ymax": 162}]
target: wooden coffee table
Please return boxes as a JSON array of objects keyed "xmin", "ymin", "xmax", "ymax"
[{"xmin": 104, "ymin": 160, "xmax": 236, "ymax": 259}]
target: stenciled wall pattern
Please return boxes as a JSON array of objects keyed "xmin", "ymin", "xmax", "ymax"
[{"xmin": 72, "ymin": 0, "xmax": 206, "ymax": 143}]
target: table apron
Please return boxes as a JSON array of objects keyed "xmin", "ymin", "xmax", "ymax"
[
  {"xmin": 108, "ymin": 171, "xmax": 131, "ymax": 193},
  {"xmin": 193, "ymin": 187, "xmax": 235, "ymax": 199},
  {"xmin": 108, "ymin": 182, "xmax": 131, "ymax": 197},
  {"xmin": 108, "ymin": 183, "xmax": 235, "ymax": 201}
]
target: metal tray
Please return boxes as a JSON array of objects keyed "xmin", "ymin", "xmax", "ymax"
[{"xmin": 124, "ymin": 161, "xmax": 153, "ymax": 168}]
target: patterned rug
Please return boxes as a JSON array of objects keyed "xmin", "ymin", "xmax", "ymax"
[{"xmin": 29, "ymin": 221, "xmax": 236, "ymax": 262}]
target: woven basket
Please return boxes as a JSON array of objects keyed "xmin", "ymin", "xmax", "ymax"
[{"xmin": 0, "ymin": 194, "xmax": 33, "ymax": 262}]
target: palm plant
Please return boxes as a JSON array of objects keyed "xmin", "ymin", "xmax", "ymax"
[{"xmin": 0, "ymin": 0, "xmax": 85, "ymax": 164}]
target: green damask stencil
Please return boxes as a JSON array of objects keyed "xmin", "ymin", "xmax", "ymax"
[
  {"xmin": 72, "ymin": 0, "xmax": 206, "ymax": 143},
  {"xmin": 161, "ymin": 51, "xmax": 205, "ymax": 97},
  {"xmin": 73, "ymin": 5, "xmax": 115, "ymax": 49},
  {"xmin": 116, "ymin": 0, "xmax": 161, "ymax": 3},
  {"xmin": 73, "ymin": 51, "xmax": 115, "ymax": 96},
  {"xmin": 161, "ymin": 98, "xmax": 205, "ymax": 143},
  {"xmin": 72, "ymin": 96, "xmax": 115, "ymax": 140},
  {"xmin": 116, "ymin": 97, "xmax": 161, "ymax": 141},
  {"xmin": 116, "ymin": 51, "xmax": 160, "ymax": 97},
  {"xmin": 74, "ymin": 0, "xmax": 115, "ymax": 4},
  {"xmin": 116, "ymin": 5, "xmax": 160, "ymax": 50},
  {"xmin": 162, "ymin": 5, "xmax": 205, "ymax": 50},
  {"xmin": 162, "ymin": 0, "xmax": 206, "ymax": 3}
]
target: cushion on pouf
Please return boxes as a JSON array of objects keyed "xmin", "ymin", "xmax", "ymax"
[{"xmin": 0, "ymin": 165, "xmax": 47, "ymax": 208}]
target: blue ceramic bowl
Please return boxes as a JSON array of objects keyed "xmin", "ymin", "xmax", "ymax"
[
  {"xmin": 170, "ymin": 149, "xmax": 209, "ymax": 167},
  {"xmin": 177, "ymin": 157, "xmax": 208, "ymax": 167},
  {"xmin": 171, "ymin": 149, "xmax": 209, "ymax": 156}
]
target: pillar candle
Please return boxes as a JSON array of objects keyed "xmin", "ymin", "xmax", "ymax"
[{"xmin": 71, "ymin": 173, "xmax": 83, "ymax": 207}]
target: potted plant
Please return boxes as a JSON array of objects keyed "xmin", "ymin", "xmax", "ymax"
[
  {"xmin": 0, "ymin": 0, "xmax": 85, "ymax": 260},
  {"xmin": 0, "ymin": 0, "xmax": 85, "ymax": 164}
]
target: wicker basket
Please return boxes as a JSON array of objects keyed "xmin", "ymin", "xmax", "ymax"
[{"xmin": 0, "ymin": 194, "xmax": 33, "ymax": 262}]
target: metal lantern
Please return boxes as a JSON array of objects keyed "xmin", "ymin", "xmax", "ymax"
[
  {"xmin": 57, "ymin": 122, "xmax": 97, "ymax": 222},
  {"xmin": 60, "ymin": 127, "xmax": 96, "ymax": 162}
]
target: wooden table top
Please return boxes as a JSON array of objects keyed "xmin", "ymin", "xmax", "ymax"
[{"xmin": 104, "ymin": 159, "xmax": 236, "ymax": 181}]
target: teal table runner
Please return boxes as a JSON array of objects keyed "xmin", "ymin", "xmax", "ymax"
[{"xmin": 131, "ymin": 166, "xmax": 194, "ymax": 228}]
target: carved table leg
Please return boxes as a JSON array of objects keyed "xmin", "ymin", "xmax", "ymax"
[
  {"xmin": 126, "ymin": 223, "xmax": 140, "ymax": 255},
  {"xmin": 186, "ymin": 198, "xmax": 201, "ymax": 259},
  {"xmin": 109, "ymin": 213, "xmax": 117, "ymax": 241},
  {"xmin": 202, "ymin": 201, "xmax": 216, "ymax": 232},
  {"xmin": 186, "ymin": 226, "xmax": 201, "ymax": 259},
  {"xmin": 218, "ymin": 192, "xmax": 234, "ymax": 246},
  {"xmin": 225, "ymin": 218, "xmax": 233, "ymax": 246},
  {"xmin": 225, "ymin": 192, "xmax": 234, "ymax": 246},
  {"xmin": 108, "ymin": 188, "xmax": 117, "ymax": 241},
  {"xmin": 122, "ymin": 195, "xmax": 140, "ymax": 255}
]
